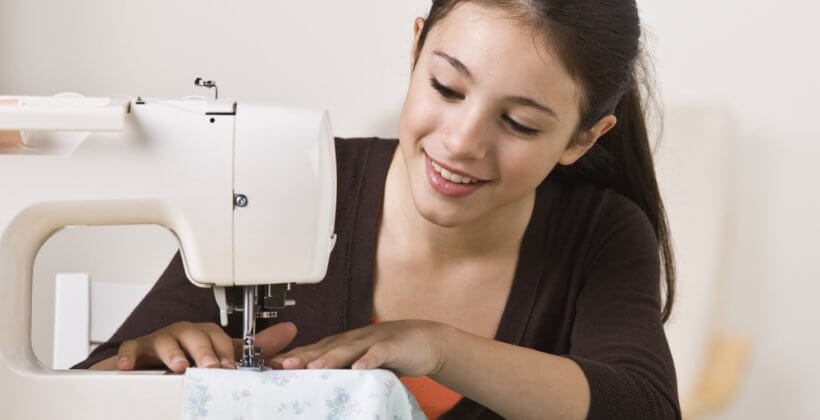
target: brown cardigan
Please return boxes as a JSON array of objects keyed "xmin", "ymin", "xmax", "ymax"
[{"xmin": 75, "ymin": 137, "xmax": 680, "ymax": 419}]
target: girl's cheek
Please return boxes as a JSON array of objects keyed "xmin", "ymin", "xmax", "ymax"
[{"xmin": 400, "ymin": 93, "xmax": 441, "ymax": 140}]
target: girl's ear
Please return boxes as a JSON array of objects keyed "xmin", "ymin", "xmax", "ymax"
[
  {"xmin": 559, "ymin": 115, "xmax": 617, "ymax": 165},
  {"xmin": 411, "ymin": 17, "xmax": 425, "ymax": 69}
]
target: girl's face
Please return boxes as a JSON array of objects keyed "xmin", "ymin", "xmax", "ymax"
[{"xmin": 398, "ymin": 3, "xmax": 597, "ymax": 228}]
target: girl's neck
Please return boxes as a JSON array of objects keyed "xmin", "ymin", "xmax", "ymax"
[{"xmin": 381, "ymin": 148, "xmax": 534, "ymax": 264}]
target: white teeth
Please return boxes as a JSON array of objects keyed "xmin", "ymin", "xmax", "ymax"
[{"xmin": 431, "ymin": 160, "xmax": 478, "ymax": 184}]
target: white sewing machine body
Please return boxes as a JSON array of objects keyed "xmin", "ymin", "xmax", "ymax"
[{"xmin": 0, "ymin": 95, "xmax": 337, "ymax": 418}]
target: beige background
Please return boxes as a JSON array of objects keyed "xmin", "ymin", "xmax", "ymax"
[{"xmin": 2, "ymin": 1, "xmax": 818, "ymax": 419}]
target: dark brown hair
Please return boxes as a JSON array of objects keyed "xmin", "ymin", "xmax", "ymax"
[{"xmin": 415, "ymin": 0, "xmax": 676, "ymax": 322}]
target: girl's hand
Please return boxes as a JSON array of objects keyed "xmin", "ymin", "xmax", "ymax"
[
  {"xmin": 270, "ymin": 320, "xmax": 452, "ymax": 377},
  {"xmin": 88, "ymin": 321, "xmax": 297, "ymax": 372}
]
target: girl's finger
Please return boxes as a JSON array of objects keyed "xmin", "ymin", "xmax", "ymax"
[
  {"xmin": 281, "ymin": 356, "xmax": 306, "ymax": 369},
  {"xmin": 307, "ymin": 341, "xmax": 369, "ymax": 369},
  {"xmin": 202, "ymin": 325, "xmax": 237, "ymax": 369},
  {"xmin": 88, "ymin": 355, "xmax": 120, "ymax": 370},
  {"xmin": 116, "ymin": 339, "xmax": 141, "ymax": 371},
  {"xmin": 152, "ymin": 333, "xmax": 190, "ymax": 373},
  {"xmin": 269, "ymin": 344, "xmax": 312, "ymax": 367},
  {"xmin": 276, "ymin": 347, "xmax": 326, "ymax": 369},
  {"xmin": 352, "ymin": 341, "xmax": 395, "ymax": 370},
  {"xmin": 175, "ymin": 327, "xmax": 220, "ymax": 369},
  {"xmin": 255, "ymin": 322, "xmax": 298, "ymax": 356}
]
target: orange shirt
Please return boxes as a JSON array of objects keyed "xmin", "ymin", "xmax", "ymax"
[{"xmin": 372, "ymin": 317, "xmax": 461, "ymax": 419}]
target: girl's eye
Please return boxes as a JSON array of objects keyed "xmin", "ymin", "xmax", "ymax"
[
  {"xmin": 502, "ymin": 115, "xmax": 539, "ymax": 136},
  {"xmin": 430, "ymin": 77, "xmax": 464, "ymax": 100},
  {"xmin": 429, "ymin": 77, "xmax": 538, "ymax": 137}
]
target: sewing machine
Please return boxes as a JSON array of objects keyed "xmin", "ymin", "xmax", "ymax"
[{"xmin": 0, "ymin": 85, "xmax": 337, "ymax": 418}]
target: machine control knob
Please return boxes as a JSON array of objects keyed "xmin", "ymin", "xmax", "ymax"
[{"xmin": 234, "ymin": 194, "xmax": 248, "ymax": 207}]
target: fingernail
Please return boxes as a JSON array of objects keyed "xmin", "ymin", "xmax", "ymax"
[
  {"xmin": 118, "ymin": 356, "xmax": 129, "ymax": 365},
  {"xmin": 307, "ymin": 359, "xmax": 325, "ymax": 369},
  {"xmin": 283, "ymin": 357, "xmax": 299, "ymax": 369},
  {"xmin": 202, "ymin": 355, "xmax": 218, "ymax": 368},
  {"xmin": 220, "ymin": 358, "xmax": 236, "ymax": 369},
  {"xmin": 352, "ymin": 361, "xmax": 366, "ymax": 370},
  {"xmin": 172, "ymin": 355, "xmax": 188, "ymax": 366}
]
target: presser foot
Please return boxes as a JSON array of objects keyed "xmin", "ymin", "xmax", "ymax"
[{"xmin": 237, "ymin": 336, "xmax": 265, "ymax": 371}]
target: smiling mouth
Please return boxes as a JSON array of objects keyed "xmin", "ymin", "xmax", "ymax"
[
  {"xmin": 426, "ymin": 155, "xmax": 486, "ymax": 184},
  {"xmin": 430, "ymin": 160, "xmax": 481, "ymax": 184},
  {"xmin": 423, "ymin": 153, "xmax": 488, "ymax": 198}
]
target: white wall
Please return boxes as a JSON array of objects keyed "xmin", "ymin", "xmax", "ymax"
[
  {"xmin": 0, "ymin": 0, "xmax": 431, "ymax": 137},
  {"xmin": 640, "ymin": 2, "xmax": 820, "ymax": 419},
  {"xmin": 2, "ymin": 0, "xmax": 818, "ymax": 418}
]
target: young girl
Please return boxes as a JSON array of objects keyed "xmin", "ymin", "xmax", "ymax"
[{"xmin": 78, "ymin": 1, "xmax": 680, "ymax": 418}]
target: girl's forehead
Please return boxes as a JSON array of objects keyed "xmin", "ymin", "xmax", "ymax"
[
  {"xmin": 426, "ymin": 4, "xmax": 561, "ymax": 77},
  {"xmin": 424, "ymin": 3, "xmax": 579, "ymax": 116}
]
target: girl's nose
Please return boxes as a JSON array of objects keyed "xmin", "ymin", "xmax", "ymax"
[{"xmin": 441, "ymin": 110, "xmax": 490, "ymax": 160}]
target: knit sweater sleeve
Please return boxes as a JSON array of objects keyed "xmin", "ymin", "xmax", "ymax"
[
  {"xmin": 71, "ymin": 251, "xmax": 223, "ymax": 369},
  {"xmin": 564, "ymin": 193, "xmax": 681, "ymax": 419}
]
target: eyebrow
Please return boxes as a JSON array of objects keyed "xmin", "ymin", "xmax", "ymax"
[
  {"xmin": 433, "ymin": 50, "xmax": 474, "ymax": 80},
  {"xmin": 506, "ymin": 96, "xmax": 559, "ymax": 119},
  {"xmin": 433, "ymin": 49, "xmax": 560, "ymax": 120}
]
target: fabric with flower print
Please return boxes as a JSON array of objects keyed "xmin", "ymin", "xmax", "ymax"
[{"xmin": 181, "ymin": 368, "xmax": 426, "ymax": 420}]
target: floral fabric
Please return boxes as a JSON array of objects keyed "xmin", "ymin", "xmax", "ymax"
[{"xmin": 182, "ymin": 367, "xmax": 427, "ymax": 420}]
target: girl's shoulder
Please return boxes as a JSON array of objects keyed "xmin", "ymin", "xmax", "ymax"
[
  {"xmin": 333, "ymin": 136, "xmax": 397, "ymax": 163},
  {"xmin": 333, "ymin": 137, "xmax": 396, "ymax": 185},
  {"xmin": 331, "ymin": 137, "xmax": 397, "ymax": 228},
  {"xmin": 539, "ymin": 178, "xmax": 657, "ymax": 256}
]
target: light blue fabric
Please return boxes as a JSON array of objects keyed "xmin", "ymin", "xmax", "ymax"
[{"xmin": 182, "ymin": 368, "xmax": 427, "ymax": 420}]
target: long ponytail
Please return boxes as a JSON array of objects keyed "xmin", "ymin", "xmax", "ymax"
[{"xmin": 554, "ymin": 83, "xmax": 676, "ymax": 322}]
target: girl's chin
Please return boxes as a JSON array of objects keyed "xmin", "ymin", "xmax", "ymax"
[
  {"xmin": 410, "ymin": 192, "xmax": 478, "ymax": 229},
  {"xmin": 418, "ymin": 210, "xmax": 465, "ymax": 228}
]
